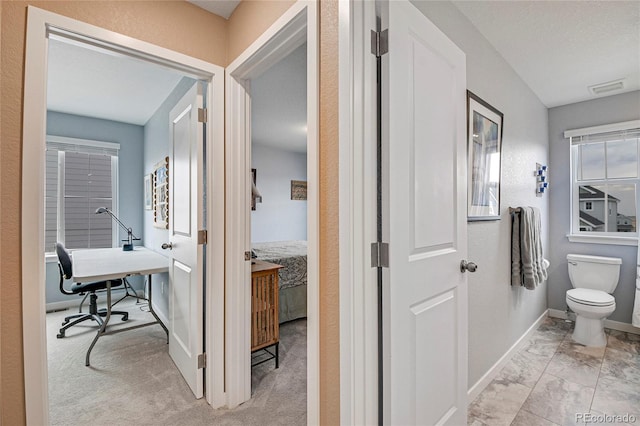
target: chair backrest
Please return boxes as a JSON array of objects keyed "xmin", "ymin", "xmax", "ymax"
[{"xmin": 56, "ymin": 242, "xmax": 73, "ymax": 280}]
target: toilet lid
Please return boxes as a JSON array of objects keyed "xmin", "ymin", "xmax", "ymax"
[{"xmin": 567, "ymin": 288, "xmax": 615, "ymax": 306}]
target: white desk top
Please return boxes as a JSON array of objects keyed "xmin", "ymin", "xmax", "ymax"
[{"xmin": 72, "ymin": 247, "xmax": 169, "ymax": 282}]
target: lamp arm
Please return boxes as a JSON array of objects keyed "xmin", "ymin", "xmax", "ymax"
[{"xmin": 104, "ymin": 210, "xmax": 140, "ymax": 240}]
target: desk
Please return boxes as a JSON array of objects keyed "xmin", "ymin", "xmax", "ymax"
[{"xmin": 72, "ymin": 247, "xmax": 169, "ymax": 366}]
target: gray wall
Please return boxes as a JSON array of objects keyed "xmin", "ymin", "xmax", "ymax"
[
  {"xmin": 251, "ymin": 143, "xmax": 307, "ymax": 243},
  {"xmin": 46, "ymin": 111, "xmax": 144, "ymax": 304},
  {"xmin": 412, "ymin": 1, "xmax": 550, "ymax": 388},
  {"xmin": 143, "ymin": 77, "xmax": 196, "ymax": 319},
  {"xmin": 548, "ymin": 90, "xmax": 640, "ymax": 323}
]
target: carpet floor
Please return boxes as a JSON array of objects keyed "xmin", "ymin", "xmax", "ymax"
[{"xmin": 46, "ymin": 298, "xmax": 307, "ymax": 425}]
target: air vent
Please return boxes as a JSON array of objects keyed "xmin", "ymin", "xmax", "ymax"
[{"xmin": 588, "ymin": 79, "xmax": 625, "ymax": 95}]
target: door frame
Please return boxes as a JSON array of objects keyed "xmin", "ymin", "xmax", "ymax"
[
  {"xmin": 338, "ymin": 0, "xmax": 380, "ymax": 424},
  {"xmin": 224, "ymin": 1, "xmax": 319, "ymax": 422},
  {"xmin": 21, "ymin": 7, "xmax": 226, "ymax": 424}
]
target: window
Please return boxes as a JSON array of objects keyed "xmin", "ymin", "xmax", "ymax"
[
  {"xmin": 45, "ymin": 136, "xmax": 119, "ymax": 253},
  {"xmin": 568, "ymin": 121, "xmax": 640, "ymax": 241}
]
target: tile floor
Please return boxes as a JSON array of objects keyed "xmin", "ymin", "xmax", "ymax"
[{"xmin": 468, "ymin": 317, "xmax": 640, "ymax": 426}]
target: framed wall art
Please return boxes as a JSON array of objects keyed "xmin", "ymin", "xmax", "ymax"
[
  {"xmin": 467, "ymin": 91, "xmax": 504, "ymax": 221},
  {"xmin": 291, "ymin": 180, "xmax": 307, "ymax": 200},
  {"xmin": 153, "ymin": 156, "xmax": 169, "ymax": 229},
  {"xmin": 144, "ymin": 173, "xmax": 153, "ymax": 210}
]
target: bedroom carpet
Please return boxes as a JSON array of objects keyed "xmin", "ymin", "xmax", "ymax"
[{"xmin": 46, "ymin": 298, "xmax": 307, "ymax": 425}]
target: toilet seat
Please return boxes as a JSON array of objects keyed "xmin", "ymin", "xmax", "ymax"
[{"xmin": 567, "ymin": 288, "xmax": 615, "ymax": 307}]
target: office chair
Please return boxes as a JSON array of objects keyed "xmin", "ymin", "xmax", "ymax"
[
  {"xmin": 55, "ymin": 242, "xmax": 129, "ymax": 338},
  {"xmin": 75, "ymin": 276, "xmax": 143, "ymax": 312}
]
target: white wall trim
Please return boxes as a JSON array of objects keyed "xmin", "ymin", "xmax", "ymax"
[
  {"xmin": 151, "ymin": 300, "xmax": 170, "ymax": 331},
  {"xmin": 22, "ymin": 7, "xmax": 225, "ymax": 423},
  {"xmin": 548, "ymin": 309, "xmax": 640, "ymax": 335},
  {"xmin": 566, "ymin": 233, "xmax": 638, "ymax": 246},
  {"xmin": 224, "ymin": 2, "xmax": 320, "ymax": 423},
  {"xmin": 467, "ymin": 310, "xmax": 549, "ymax": 403},
  {"xmin": 339, "ymin": 0, "xmax": 379, "ymax": 424},
  {"xmin": 564, "ymin": 119, "xmax": 640, "ymax": 138}
]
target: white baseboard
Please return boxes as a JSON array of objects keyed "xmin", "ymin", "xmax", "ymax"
[
  {"xmin": 548, "ymin": 308, "xmax": 640, "ymax": 335},
  {"xmin": 467, "ymin": 309, "xmax": 549, "ymax": 403},
  {"xmin": 151, "ymin": 300, "xmax": 169, "ymax": 327}
]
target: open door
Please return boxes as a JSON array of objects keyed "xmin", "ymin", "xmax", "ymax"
[
  {"xmin": 166, "ymin": 82, "xmax": 205, "ymax": 398},
  {"xmin": 384, "ymin": 1, "xmax": 468, "ymax": 424}
]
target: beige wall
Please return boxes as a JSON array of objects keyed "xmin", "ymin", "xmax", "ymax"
[
  {"xmin": 227, "ymin": 0, "xmax": 296, "ymax": 64},
  {"xmin": 228, "ymin": 1, "xmax": 341, "ymax": 422},
  {"xmin": 1, "ymin": 3, "xmax": 226, "ymax": 423},
  {"xmin": 0, "ymin": 1, "xmax": 340, "ymax": 424},
  {"xmin": 318, "ymin": 1, "xmax": 340, "ymax": 424}
]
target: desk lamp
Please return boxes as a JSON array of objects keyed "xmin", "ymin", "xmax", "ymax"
[{"xmin": 95, "ymin": 207, "xmax": 140, "ymax": 251}]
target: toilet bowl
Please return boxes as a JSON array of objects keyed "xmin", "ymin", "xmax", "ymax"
[{"xmin": 566, "ymin": 254, "xmax": 621, "ymax": 347}]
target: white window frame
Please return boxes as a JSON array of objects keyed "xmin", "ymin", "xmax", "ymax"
[
  {"xmin": 567, "ymin": 120, "xmax": 640, "ymax": 246},
  {"xmin": 45, "ymin": 135, "xmax": 120, "ymax": 256}
]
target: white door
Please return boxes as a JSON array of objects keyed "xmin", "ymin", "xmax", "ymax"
[
  {"xmin": 385, "ymin": 2, "xmax": 468, "ymax": 425},
  {"xmin": 167, "ymin": 82, "xmax": 205, "ymax": 398}
]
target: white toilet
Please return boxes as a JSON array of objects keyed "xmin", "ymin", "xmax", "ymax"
[{"xmin": 566, "ymin": 254, "xmax": 621, "ymax": 347}]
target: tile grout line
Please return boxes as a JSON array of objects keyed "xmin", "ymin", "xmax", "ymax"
[
  {"xmin": 508, "ymin": 322, "xmax": 569, "ymax": 426},
  {"xmin": 523, "ymin": 326, "xmax": 570, "ymax": 425},
  {"xmin": 588, "ymin": 340, "xmax": 608, "ymax": 415}
]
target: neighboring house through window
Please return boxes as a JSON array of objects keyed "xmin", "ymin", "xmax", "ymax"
[
  {"xmin": 45, "ymin": 135, "xmax": 120, "ymax": 253},
  {"xmin": 568, "ymin": 121, "xmax": 640, "ymax": 240}
]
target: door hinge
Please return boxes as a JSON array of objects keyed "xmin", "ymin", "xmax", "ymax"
[
  {"xmin": 197, "ymin": 353, "xmax": 206, "ymax": 369},
  {"xmin": 371, "ymin": 29, "xmax": 389, "ymax": 57},
  {"xmin": 198, "ymin": 230, "xmax": 207, "ymax": 245},
  {"xmin": 371, "ymin": 242, "xmax": 389, "ymax": 268},
  {"xmin": 244, "ymin": 251, "xmax": 251, "ymax": 261},
  {"xmin": 198, "ymin": 108, "xmax": 207, "ymax": 123}
]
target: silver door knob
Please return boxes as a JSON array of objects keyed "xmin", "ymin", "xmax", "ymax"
[
  {"xmin": 161, "ymin": 243, "xmax": 173, "ymax": 250},
  {"xmin": 460, "ymin": 260, "xmax": 477, "ymax": 273}
]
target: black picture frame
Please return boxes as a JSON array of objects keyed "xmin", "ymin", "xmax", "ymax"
[{"xmin": 467, "ymin": 91, "xmax": 504, "ymax": 221}]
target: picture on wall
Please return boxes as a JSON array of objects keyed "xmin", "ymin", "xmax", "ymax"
[
  {"xmin": 153, "ymin": 156, "xmax": 169, "ymax": 229},
  {"xmin": 291, "ymin": 180, "xmax": 307, "ymax": 200},
  {"xmin": 144, "ymin": 173, "xmax": 153, "ymax": 210},
  {"xmin": 467, "ymin": 91, "xmax": 504, "ymax": 221},
  {"xmin": 251, "ymin": 168, "xmax": 257, "ymax": 211}
]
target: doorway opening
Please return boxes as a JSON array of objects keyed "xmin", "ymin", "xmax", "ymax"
[
  {"xmin": 248, "ymin": 41, "xmax": 308, "ymax": 415},
  {"xmin": 22, "ymin": 8, "xmax": 225, "ymax": 424},
  {"xmin": 224, "ymin": 2, "xmax": 319, "ymax": 422}
]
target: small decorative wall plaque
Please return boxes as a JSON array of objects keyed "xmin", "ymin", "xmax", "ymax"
[
  {"xmin": 291, "ymin": 180, "xmax": 307, "ymax": 200},
  {"xmin": 153, "ymin": 156, "xmax": 169, "ymax": 229}
]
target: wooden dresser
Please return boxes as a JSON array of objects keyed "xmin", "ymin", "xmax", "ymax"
[{"xmin": 251, "ymin": 260, "xmax": 283, "ymax": 368}]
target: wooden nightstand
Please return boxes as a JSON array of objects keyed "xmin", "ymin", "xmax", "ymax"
[{"xmin": 251, "ymin": 260, "xmax": 283, "ymax": 368}]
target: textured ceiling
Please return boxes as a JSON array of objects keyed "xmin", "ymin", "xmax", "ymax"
[
  {"xmin": 47, "ymin": 38, "xmax": 184, "ymax": 126},
  {"xmin": 187, "ymin": 0, "xmax": 241, "ymax": 19},
  {"xmin": 453, "ymin": 1, "xmax": 640, "ymax": 107}
]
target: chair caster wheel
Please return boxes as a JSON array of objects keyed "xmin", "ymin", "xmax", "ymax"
[
  {"xmin": 57, "ymin": 332, "xmax": 65, "ymax": 338},
  {"xmin": 122, "ymin": 315, "xmax": 129, "ymax": 321}
]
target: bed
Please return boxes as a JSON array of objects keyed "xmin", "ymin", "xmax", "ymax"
[{"xmin": 252, "ymin": 240, "xmax": 307, "ymax": 323}]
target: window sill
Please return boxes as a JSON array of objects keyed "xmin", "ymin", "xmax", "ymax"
[{"xmin": 566, "ymin": 234, "xmax": 639, "ymax": 246}]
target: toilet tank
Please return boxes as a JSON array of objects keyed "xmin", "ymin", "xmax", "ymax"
[{"xmin": 567, "ymin": 254, "xmax": 622, "ymax": 293}]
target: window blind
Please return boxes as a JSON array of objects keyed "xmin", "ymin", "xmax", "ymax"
[
  {"xmin": 569, "ymin": 128, "xmax": 640, "ymax": 145},
  {"xmin": 45, "ymin": 136, "xmax": 119, "ymax": 251}
]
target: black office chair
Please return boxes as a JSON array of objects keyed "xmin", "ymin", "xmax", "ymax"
[{"xmin": 55, "ymin": 242, "xmax": 129, "ymax": 338}]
